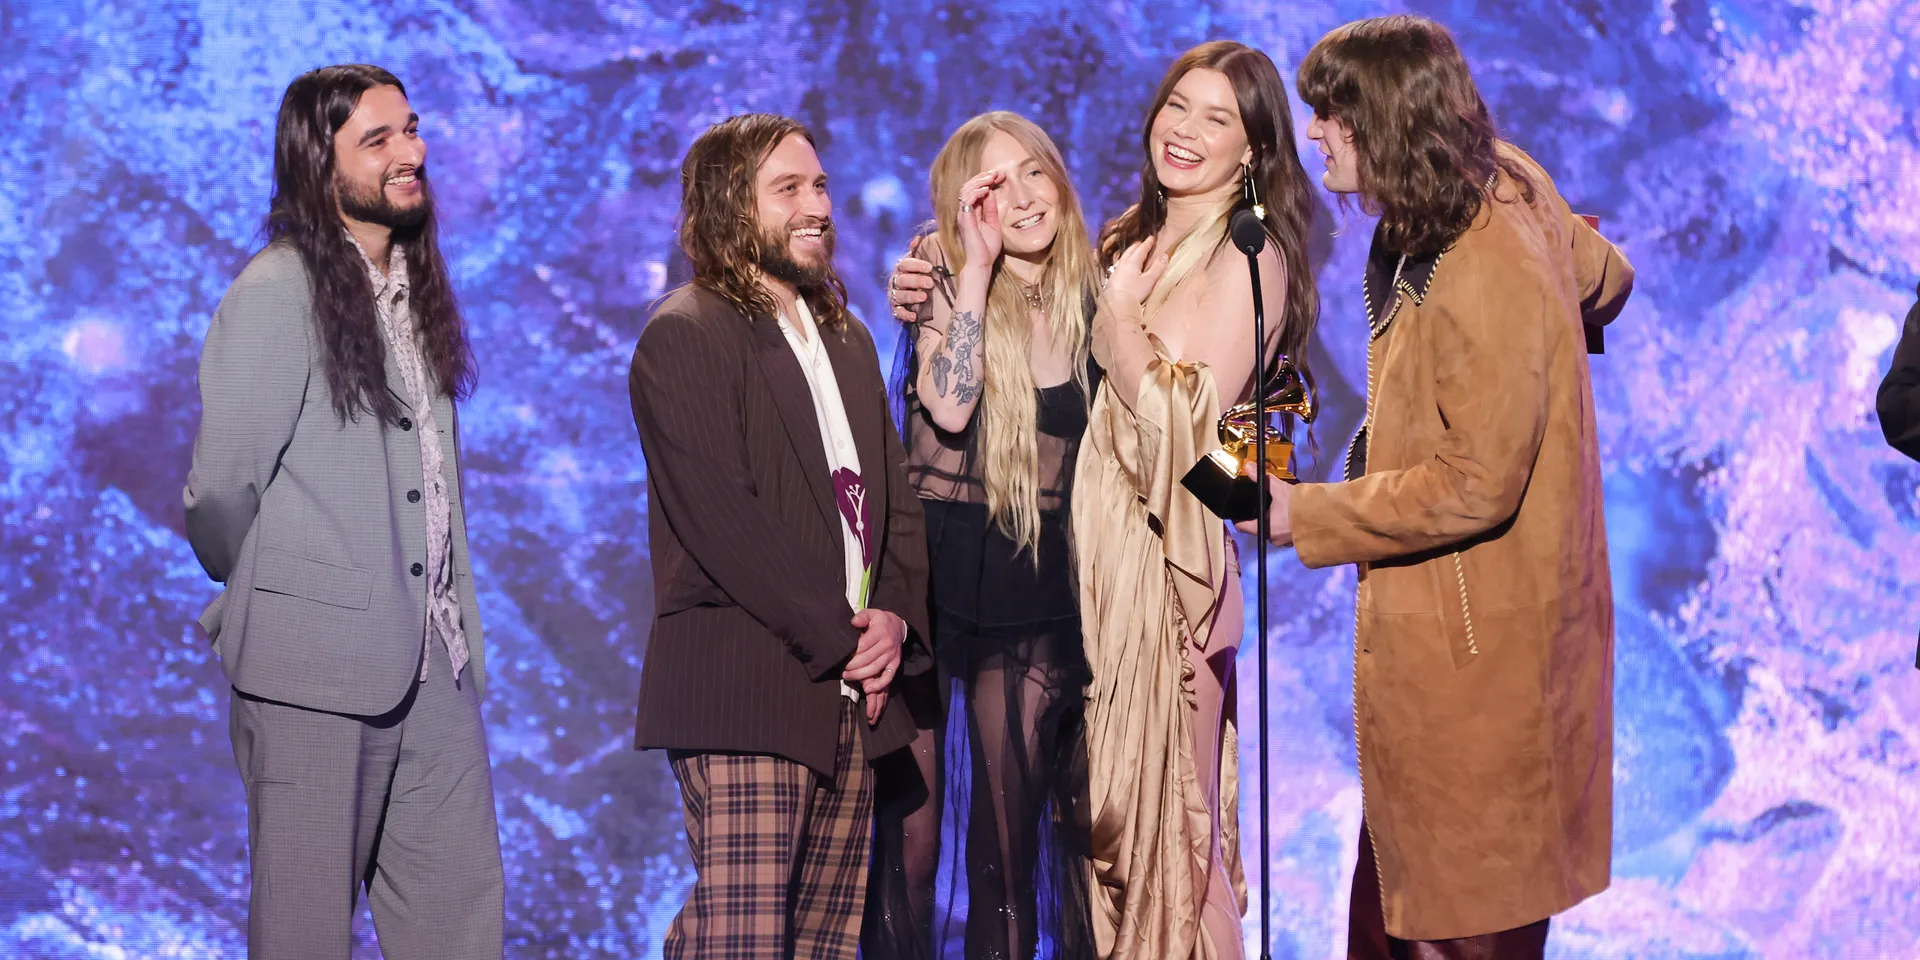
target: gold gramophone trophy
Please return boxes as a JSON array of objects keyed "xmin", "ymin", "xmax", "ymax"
[{"xmin": 1180, "ymin": 356, "xmax": 1316, "ymax": 521}]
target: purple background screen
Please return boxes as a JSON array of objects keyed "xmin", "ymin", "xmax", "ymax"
[{"xmin": 3, "ymin": 1, "xmax": 1919, "ymax": 957}]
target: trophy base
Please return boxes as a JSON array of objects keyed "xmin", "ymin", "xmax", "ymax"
[{"xmin": 1181, "ymin": 445, "xmax": 1296, "ymax": 522}]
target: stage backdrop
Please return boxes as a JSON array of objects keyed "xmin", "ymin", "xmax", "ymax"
[{"xmin": 4, "ymin": 0, "xmax": 1919, "ymax": 957}]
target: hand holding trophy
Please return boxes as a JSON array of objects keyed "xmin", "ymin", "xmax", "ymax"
[{"xmin": 1180, "ymin": 354, "xmax": 1316, "ymax": 521}]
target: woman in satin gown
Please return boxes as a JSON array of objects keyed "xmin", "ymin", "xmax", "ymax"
[
  {"xmin": 1071, "ymin": 42, "xmax": 1322, "ymax": 960},
  {"xmin": 866, "ymin": 111, "xmax": 1101, "ymax": 960}
]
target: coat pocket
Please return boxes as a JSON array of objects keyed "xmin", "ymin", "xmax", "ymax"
[{"xmin": 252, "ymin": 548, "xmax": 373, "ymax": 610}]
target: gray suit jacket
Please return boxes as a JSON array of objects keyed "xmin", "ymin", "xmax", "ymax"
[{"xmin": 184, "ymin": 244, "xmax": 485, "ymax": 716}]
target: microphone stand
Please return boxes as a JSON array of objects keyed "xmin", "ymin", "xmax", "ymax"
[
  {"xmin": 1231, "ymin": 207, "xmax": 1273, "ymax": 960},
  {"xmin": 1252, "ymin": 251, "xmax": 1273, "ymax": 960}
]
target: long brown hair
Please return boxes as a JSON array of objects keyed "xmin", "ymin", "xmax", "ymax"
[
  {"xmin": 268, "ymin": 64, "xmax": 474, "ymax": 423},
  {"xmin": 677, "ymin": 113, "xmax": 850, "ymax": 327},
  {"xmin": 1100, "ymin": 41, "xmax": 1320, "ymax": 394},
  {"xmin": 926, "ymin": 112, "xmax": 1097, "ymax": 556},
  {"xmin": 1297, "ymin": 15, "xmax": 1537, "ymax": 256}
]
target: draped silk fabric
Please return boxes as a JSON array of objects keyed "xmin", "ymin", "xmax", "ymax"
[{"xmin": 1073, "ymin": 338, "xmax": 1245, "ymax": 959}]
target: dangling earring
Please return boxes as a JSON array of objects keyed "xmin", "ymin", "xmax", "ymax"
[{"xmin": 1241, "ymin": 162, "xmax": 1266, "ymax": 219}]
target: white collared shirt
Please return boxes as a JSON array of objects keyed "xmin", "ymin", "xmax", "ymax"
[{"xmin": 776, "ymin": 297, "xmax": 865, "ymax": 700}]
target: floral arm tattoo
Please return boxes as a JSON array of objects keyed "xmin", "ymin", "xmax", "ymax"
[
  {"xmin": 930, "ymin": 350, "xmax": 952, "ymax": 397},
  {"xmin": 933, "ymin": 310, "xmax": 983, "ymax": 403},
  {"xmin": 918, "ymin": 260, "xmax": 983, "ymax": 405}
]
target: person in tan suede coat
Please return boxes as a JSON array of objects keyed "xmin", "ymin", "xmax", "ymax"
[{"xmin": 1241, "ymin": 16, "xmax": 1635, "ymax": 959}]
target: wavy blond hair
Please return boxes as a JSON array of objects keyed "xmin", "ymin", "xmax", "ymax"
[{"xmin": 927, "ymin": 112, "xmax": 1096, "ymax": 558}]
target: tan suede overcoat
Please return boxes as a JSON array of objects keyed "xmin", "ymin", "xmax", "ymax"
[{"xmin": 1291, "ymin": 146, "xmax": 1633, "ymax": 940}]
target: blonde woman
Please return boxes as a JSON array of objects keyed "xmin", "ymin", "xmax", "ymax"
[{"xmin": 869, "ymin": 111, "xmax": 1100, "ymax": 960}]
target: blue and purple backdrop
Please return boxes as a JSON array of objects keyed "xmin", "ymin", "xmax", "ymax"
[{"xmin": 4, "ymin": 0, "xmax": 1919, "ymax": 957}]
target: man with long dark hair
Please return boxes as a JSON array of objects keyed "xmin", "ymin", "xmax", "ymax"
[
  {"xmin": 184, "ymin": 64, "xmax": 501, "ymax": 958},
  {"xmin": 626, "ymin": 113, "xmax": 929, "ymax": 959},
  {"xmin": 1239, "ymin": 15, "xmax": 1634, "ymax": 960}
]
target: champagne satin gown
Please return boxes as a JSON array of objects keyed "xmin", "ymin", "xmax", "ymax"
[{"xmin": 1072, "ymin": 339, "xmax": 1247, "ymax": 960}]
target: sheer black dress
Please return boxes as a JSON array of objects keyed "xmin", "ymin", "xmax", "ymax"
[{"xmin": 864, "ymin": 274, "xmax": 1098, "ymax": 960}]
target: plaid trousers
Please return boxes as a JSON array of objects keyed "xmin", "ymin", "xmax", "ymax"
[{"xmin": 665, "ymin": 701, "xmax": 874, "ymax": 960}]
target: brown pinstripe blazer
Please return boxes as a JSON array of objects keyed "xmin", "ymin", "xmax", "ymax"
[{"xmin": 627, "ymin": 283, "xmax": 931, "ymax": 776}]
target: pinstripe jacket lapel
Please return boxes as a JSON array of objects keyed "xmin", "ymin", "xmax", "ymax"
[{"xmin": 749, "ymin": 316, "xmax": 841, "ymax": 542}]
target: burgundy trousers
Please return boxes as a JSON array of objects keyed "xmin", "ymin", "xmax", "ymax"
[{"xmin": 1346, "ymin": 823, "xmax": 1550, "ymax": 960}]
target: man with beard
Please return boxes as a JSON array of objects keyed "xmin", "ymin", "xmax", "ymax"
[
  {"xmin": 184, "ymin": 64, "xmax": 502, "ymax": 958},
  {"xmin": 627, "ymin": 113, "xmax": 930, "ymax": 959}
]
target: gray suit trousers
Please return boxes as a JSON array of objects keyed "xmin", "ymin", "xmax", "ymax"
[{"xmin": 229, "ymin": 644, "xmax": 504, "ymax": 959}]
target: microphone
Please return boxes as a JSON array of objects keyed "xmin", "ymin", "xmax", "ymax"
[
  {"xmin": 1232, "ymin": 202, "xmax": 1276, "ymax": 960},
  {"xmin": 1231, "ymin": 208, "xmax": 1268, "ymax": 256}
]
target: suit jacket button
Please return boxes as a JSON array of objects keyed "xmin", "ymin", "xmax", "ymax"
[
  {"xmin": 399, "ymin": 417, "xmax": 413, "ymax": 431},
  {"xmin": 407, "ymin": 489, "xmax": 421, "ymax": 503},
  {"xmin": 410, "ymin": 562, "xmax": 424, "ymax": 577}
]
